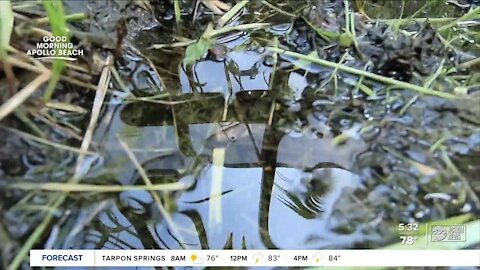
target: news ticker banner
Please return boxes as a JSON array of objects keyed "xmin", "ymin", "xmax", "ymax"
[{"xmin": 31, "ymin": 250, "xmax": 480, "ymax": 267}]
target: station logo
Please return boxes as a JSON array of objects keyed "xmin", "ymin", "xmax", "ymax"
[
  {"xmin": 430, "ymin": 225, "xmax": 466, "ymax": 242},
  {"xmin": 27, "ymin": 35, "xmax": 83, "ymax": 61}
]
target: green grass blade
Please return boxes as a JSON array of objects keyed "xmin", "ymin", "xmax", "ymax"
[
  {"xmin": 174, "ymin": 0, "xmax": 181, "ymax": 23},
  {"xmin": 267, "ymin": 47, "xmax": 456, "ymax": 99},
  {"xmin": 42, "ymin": 0, "xmax": 69, "ymax": 101},
  {"xmin": 0, "ymin": 0, "xmax": 14, "ymax": 60}
]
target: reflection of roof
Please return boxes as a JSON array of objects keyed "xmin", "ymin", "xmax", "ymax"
[
  {"xmin": 120, "ymin": 91, "xmax": 274, "ymax": 126},
  {"xmin": 135, "ymin": 122, "xmax": 365, "ymax": 171},
  {"xmin": 111, "ymin": 90, "xmax": 366, "ymax": 175},
  {"xmin": 94, "ymin": 92, "xmax": 367, "ymax": 251}
]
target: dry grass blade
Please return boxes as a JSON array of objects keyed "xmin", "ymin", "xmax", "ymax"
[
  {"xmin": 8, "ymin": 182, "xmax": 190, "ymax": 192},
  {"xmin": 8, "ymin": 55, "xmax": 113, "ymax": 270},
  {"xmin": 73, "ymin": 55, "xmax": 112, "ymax": 178},
  {"xmin": 217, "ymin": 0, "xmax": 248, "ymax": 27},
  {"xmin": 0, "ymin": 71, "xmax": 50, "ymax": 121},
  {"xmin": 117, "ymin": 135, "xmax": 188, "ymax": 249},
  {"xmin": 8, "ymin": 52, "xmax": 97, "ymax": 90},
  {"xmin": 6, "ymin": 55, "xmax": 48, "ymax": 73},
  {"xmin": 45, "ymin": 101, "xmax": 88, "ymax": 114},
  {"xmin": 134, "ymin": 0, "xmax": 153, "ymax": 11}
]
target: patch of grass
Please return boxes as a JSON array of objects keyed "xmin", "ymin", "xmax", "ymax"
[
  {"xmin": 8, "ymin": 54, "xmax": 113, "ymax": 270},
  {"xmin": 41, "ymin": 0, "xmax": 69, "ymax": 102}
]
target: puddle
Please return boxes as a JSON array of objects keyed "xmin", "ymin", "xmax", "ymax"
[{"xmin": 66, "ymin": 38, "xmax": 373, "ymax": 250}]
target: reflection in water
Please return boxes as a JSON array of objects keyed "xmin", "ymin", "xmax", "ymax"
[
  {"xmin": 83, "ymin": 122, "xmax": 368, "ymax": 250},
  {"xmin": 58, "ymin": 35, "xmax": 379, "ymax": 253}
]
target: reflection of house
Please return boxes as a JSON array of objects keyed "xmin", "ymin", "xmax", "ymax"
[
  {"xmin": 88, "ymin": 87, "xmax": 367, "ymax": 250},
  {"xmin": 86, "ymin": 49, "xmax": 368, "ymax": 251}
]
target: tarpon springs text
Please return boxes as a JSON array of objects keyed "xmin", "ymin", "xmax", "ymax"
[
  {"xmin": 102, "ymin": 255, "xmax": 167, "ymax": 262},
  {"xmin": 27, "ymin": 36, "xmax": 84, "ymax": 57}
]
